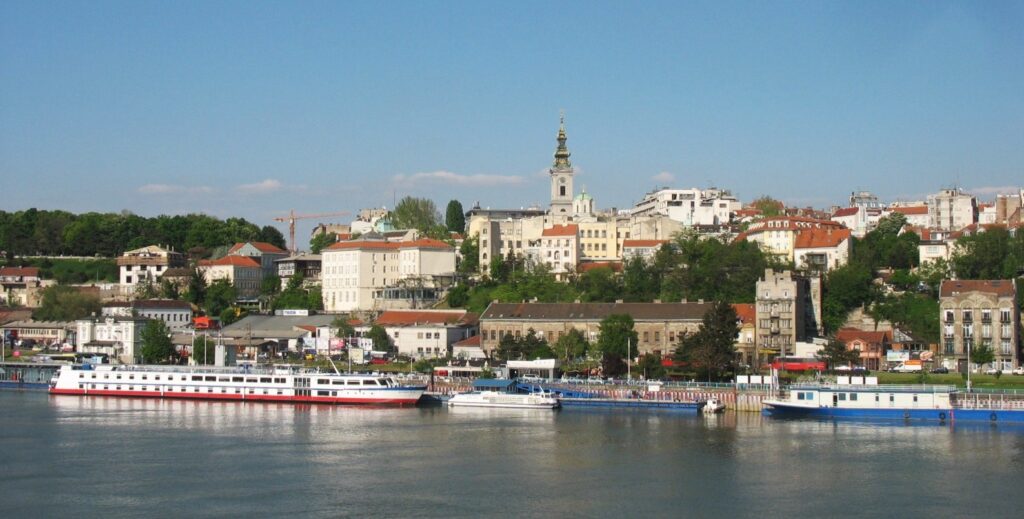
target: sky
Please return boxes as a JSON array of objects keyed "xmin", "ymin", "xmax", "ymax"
[{"xmin": 2, "ymin": 1, "xmax": 1022, "ymax": 243}]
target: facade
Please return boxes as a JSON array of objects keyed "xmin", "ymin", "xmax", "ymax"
[
  {"xmin": 528, "ymin": 224, "xmax": 580, "ymax": 278},
  {"xmin": 1, "ymin": 320, "xmax": 75, "ymax": 347},
  {"xmin": 739, "ymin": 217, "xmax": 845, "ymax": 264},
  {"xmin": 793, "ymin": 228, "xmax": 852, "ymax": 274},
  {"xmin": 835, "ymin": 328, "xmax": 892, "ymax": 371},
  {"xmin": 888, "ymin": 205, "xmax": 930, "ymax": 227},
  {"xmin": 197, "ymin": 256, "xmax": 262, "ymax": 301},
  {"xmin": 755, "ymin": 269, "xmax": 822, "ymax": 363},
  {"xmin": 733, "ymin": 303, "xmax": 757, "ymax": 367},
  {"xmin": 227, "ymin": 242, "xmax": 289, "ymax": 278},
  {"xmin": 75, "ymin": 316, "xmax": 148, "ymax": 364},
  {"xmin": 0, "ymin": 267, "xmax": 47, "ymax": 307},
  {"xmin": 939, "ymin": 280, "xmax": 1020, "ymax": 372},
  {"xmin": 102, "ymin": 299, "xmax": 193, "ymax": 332},
  {"xmin": 275, "ymin": 254, "xmax": 322, "ymax": 287},
  {"xmin": 622, "ymin": 239, "xmax": 668, "ymax": 261},
  {"xmin": 927, "ymin": 188, "xmax": 977, "ymax": 232},
  {"xmin": 631, "ymin": 187, "xmax": 740, "ymax": 226},
  {"xmin": 117, "ymin": 245, "xmax": 186, "ymax": 295},
  {"xmin": 478, "ymin": 301, "xmax": 714, "ymax": 357},
  {"xmin": 321, "ymin": 237, "xmax": 456, "ymax": 312},
  {"xmin": 375, "ymin": 309, "xmax": 479, "ymax": 360}
]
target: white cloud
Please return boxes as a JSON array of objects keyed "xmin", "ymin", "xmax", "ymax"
[
  {"xmin": 138, "ymin": 184, "xmax": 214, "ymax": 195},
  {"xmin": 394, "ymin": 170, "xmax": 526, "ymax": 187},
  {"xmin": 237, "ymin": 178, "xmax": 283, "ymax": 194},
  {"xmin": 967, "ymin": 185, "xmax": 1021, "ymax": 197},
  {"xmin": 651, "ymin": 172, "xmax": 675, "ymax": 184}
]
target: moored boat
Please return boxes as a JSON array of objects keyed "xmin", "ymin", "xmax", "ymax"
[
  {"xmin": 447, "ymin": 390, "xmax": 560, "ymax": 409},
  {"xmin": 762, "ymin": 383, "xmax": 1024, "ymax": 424},
  {"xmin": 702, "ymin": 397, "xmax": 726, "ymax": 414},
  {"xmin": 49, "ymin": 364, "xmax": 425, "ymax": 406}
]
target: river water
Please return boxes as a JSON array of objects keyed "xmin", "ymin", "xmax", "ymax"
[{"xmin": 2, "ymin": 392, "xmax": 1022, "ymax": 518}]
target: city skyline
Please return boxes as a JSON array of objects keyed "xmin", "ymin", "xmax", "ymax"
[{"xmin": 2, "ymin": 1, "xmax": 1022, "ymax": 240}]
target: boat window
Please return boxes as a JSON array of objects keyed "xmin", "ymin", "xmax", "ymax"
[
  {"xmin": 192, "ymin": 376, "xmax": 202, "ymax": 381},
  {"xmin": 317, "ymin": 390, "xmax": 330, "ymax": 396},
  {"xmin": 850, "ymin": 393, "xmax": 858, "ymax": 401},
  {"xmin": 274, "ymin": 378, "xmax": 285, "ymax": 384},
  {"xmin": 128, "ymin": 375, "xmax": 134, "ymax": 380},
  {"xmin": 875, "ymin": 394, "xmax": 879, "ymax": 402},
  {"xmin": 838, "ymin": 393, "xmax": 846, "ymax": 401},
  {"xmin": 116, "ymin": 375, "xmax": 122, "ymax": 380},
  {"xmin": 796, "ymin": 393, "xmax": 804, "ymax": 400},
  {"xmin": 347, "ymin": 380, "xmax": 360, "ymax": 385},
  {"xmin": 332, "ymin": 380, "xmax": 344, "ymax": 385},
  {"xmin": 208, "ymin": 388, "xmax": 214, "ymax": 393},
  {"xmin": 91, "ymin": 374, "xmax": 96, "ymax": 379},
  {"xmin": 218, "ymin": 377, "xmax": 229, "ymax": 382},
  {"xmin": 141, "ymin": 375, "xmax": 147, "ymax": 380},
  {"xmin": 889, "ymin": 394, "xmax": 894, "ymax": 402},
  {"xmin": 204, "ymin": 376, "xmax": 216, "ymax": 382},
  {"xmin": 317, "ymin": 379, "xmax": 330, "ymax": 385},
  {"xmin": 260, "ymin": 377, "xmax": 271, "ymax": 383},
  {"xmin": 913, "ymin": 395, "xmax": 918, "ymax": 402},
  {"xmin": 246, "ymin": 378, "xmax": 257, "ymax": 383},
  {"xmin": 155, "ymin": 375, "xmax": 160, "ymax": 380},
  {"xmin": 232, "ymin": 377, "xmax": 243, "ymax": 382}
]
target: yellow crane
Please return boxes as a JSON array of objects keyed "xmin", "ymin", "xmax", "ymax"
[{"xmin": 273, "ymin": 209, "xmax": 350, "ymax": 253}]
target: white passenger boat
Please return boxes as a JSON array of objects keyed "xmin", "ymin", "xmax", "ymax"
[
  {"xmin": 49, "ymin": 364, "xmax": 425, "ymax": 406},
  {"xmin": 702, "ymin": 397, "xmax": 726, "ymax": 414},
  {"xmin": 447, "ymin": 390, "xmax": 560, "ymax": 409}
]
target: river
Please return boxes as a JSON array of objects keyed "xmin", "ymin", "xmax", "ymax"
[{"xmin": 1, "ymin": 392, "xmax": 1022, "ymax": 518}]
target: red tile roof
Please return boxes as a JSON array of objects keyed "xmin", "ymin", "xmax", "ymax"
[
  {"xmin": 0, "ymin": 267, "xmax": 40, "ymax": 278},
  {"xmin": 541, "ymin": 224, "xmax": 579, "ymax": 237},
  {"xmin": 623, "ymin": 239, "xmax": 668, "ymax": 248},
  {"xmin": 453, "ymin": 335, "xmax": 481, "ymax": 347},
  {"xmin": 835, "ymin": 328, "xmax": 892, "ymax": 344},
  {"xmin": 578, "ymin": 261, "xmax": 623, "ymax": 273},
  {"xmin": 375, "ymin": 310, "xmax": 477, "ymax": 326},
  {"xmin": 229, "ymin": 242, "xmax": 287, "ymax": 254},
  {"xmin": 794, "ymin": 228, "xmax": 852, "ymax": 249},
  {"xmin": 732, "ymin": 303, "xmax": 755, "ymax": 325},
  {"xmin": 832, "ymin": 207, "xmax": 859, "ymax": 218},
  {"xmin": 198, "ymin": 256, "xmax": 261, "ymax": 268},
  {"xmin": 940, "ymin": 279, "xmax": 1017, "ymax": 298},
  {"xmin": 890, "ymin": 206, "xmax": 928, "ymax": 216}
]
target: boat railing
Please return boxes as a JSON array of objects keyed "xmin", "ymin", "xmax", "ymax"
[
  {"xmin": 787, "ymin": 383, "xmax": 957, "ymax": 393},
  {"xmin": 67, "ymin": 363, "xmax": 390, "ymax": 378}
]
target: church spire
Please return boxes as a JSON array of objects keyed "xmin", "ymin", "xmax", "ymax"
[{"xmin": 552, "ymin": 111, "xmax": 572, "ymax": 169}]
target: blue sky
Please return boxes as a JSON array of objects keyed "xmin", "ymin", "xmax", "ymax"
[{"xmin": 2, "ymin": 1, "xmax": 1022, "ymax": 241}]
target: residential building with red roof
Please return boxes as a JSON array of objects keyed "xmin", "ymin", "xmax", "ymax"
[
  {"xmin": 117, "ymin": 245, "xmax": 186, "ymax": 296},
  {"xmin": 197, "ymin": 256, "xmax": 262, "ymax": 301},
  {"xmin": 793, "ymin": 228, "xmax": 852, "ymax": 273},
  {"xmin": 0, "ymin": 267, "xmax": 47, "ymax": 307},
  {"xmin": 835, "ymin": 328, "xmax": 892, "ymax": 370},
  {"xmin": 738, "ymin": 217, "xmax": 846, "ymax": 268},
  {"xmin": 733, "ymin": 303, "xmax": 756, "ymax": 366},
  {"xmin": 373, "ymin": 309, "xmax": 479, "ymax": 360},
  {"xmin": 887, "ymin": 205, "xmax": 929, "ymax": 227},
  {"xmin": 530, "ymin": 224, "xmax": 580, "ymax": 279},
  {"xmin": 938, "ymin": 279, "xmax": 1020, "ymax": 372},
  {"xmin": 320, "ymin": 237, "xmax": 456, "ymax": 312},
  {"xmin": 227, "ymin": 242, "xmax": 289, "ymax": 279}
]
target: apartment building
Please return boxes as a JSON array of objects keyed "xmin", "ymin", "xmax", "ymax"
[
  {"xmin": 227, "ymin": 242, "xmax": 289, "ymax": 278},
  {"xmin": 117, "ymin": 245, "xmax": 186, "ymax": 294},
  {"xmin": 939, "ymin": 279, "xmax": 1020, "ymax": 372},
  {"xmin": 928, "ymin": 188, "xmax": 977, "ymax": 232},
  {"xmin": 197, "ymin": 256, "xmax": 262, "ymax": 301},
  {"xmin": 755, "ymin": 269, "xmax": 822, "ymax": 362}
]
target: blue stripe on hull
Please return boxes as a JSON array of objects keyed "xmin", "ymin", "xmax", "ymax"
[{"xmin": 764, "ymin": 404, "xmax": 1024, "ymax": 424}]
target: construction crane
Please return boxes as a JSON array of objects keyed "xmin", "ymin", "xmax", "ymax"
[{"xmin": 273, "ymin": 209, "xmax": 350, "ymax": 253}]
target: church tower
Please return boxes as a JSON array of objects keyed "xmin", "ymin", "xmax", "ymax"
[{"xmin": 549, "ymin": 113, "xmax": 574, "ymax": 216}]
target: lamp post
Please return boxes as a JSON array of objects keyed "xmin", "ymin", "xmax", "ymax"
[
  {"xmin": 966, "ymin": 339, "xmax": 972, "ymax": 393},
  {"xmin": 626, "ymin": 338, "xmax": 631, "ymax": 381}
]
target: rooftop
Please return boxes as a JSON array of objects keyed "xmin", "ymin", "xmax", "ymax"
[
  {"xmin": 939, "ymin": 279, "xmax": 1017, "ymax": 298},
  {"xmin": 480, "ymin": 302, "xmax": 714, "ymax": 321}
]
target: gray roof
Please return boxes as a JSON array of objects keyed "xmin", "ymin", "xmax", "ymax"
[
  {"xmin": 220, "ymin": 314, "xmax": 338, "ymax": 339},
  {"xmin": 479, "ymin": 302, "xmax": 713, "ymax": 322}
]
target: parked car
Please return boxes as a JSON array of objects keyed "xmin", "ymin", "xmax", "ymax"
[
  {"xmin": 984, "ymin": 368, "xmax": 1000, "ymax": 375},
  {"xmin": 930, "ymin": 366, "xmax": 949, "ymax": 374},
  {"xmin": 520, "ymin": 374, "xmax": 544, "ymax": 383}
]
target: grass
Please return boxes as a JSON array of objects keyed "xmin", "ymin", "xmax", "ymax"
[{"xmin": 872, "ymin": 372, "xmax": 1024, "ymax": 390}]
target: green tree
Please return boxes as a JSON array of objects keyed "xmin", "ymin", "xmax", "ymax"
[
  {"xmin": 553, "ymin": 328, "xmax": 590, "ymax": 363},
  {"xmin": 970, "ymin": 342, "xmax": 995, "ymax": 370},
  {"xmin": 447, "ymin": 284, "xmax": 469, "ymax": 308},
  {"xmin": 390, "ymin": 196, "xmax": 441, "ymax": 233},
  {"xmin": 637, "ymin": 354, "xmax": 667, "ymax": 380},
  {"xmin": 134, "ymin": 276, "xmax": 160, "ymax": 300},
  {"xmin": 204, "ymin": 279, "xmax": 236, "ymax": 317},
  {"xmin": 577, "ymin": 266, "xmax": 621, "ymax": 302},
  {"xmin": 445, "ymin": 200, "xmax": 465, "ymax": 233},
  {"xmin": 159, "ymin": 277, "xmax": 181, "ymax": 300},
  {"xmin": 309, "ymin": 232, "xmax": 337, "ymax": 254},
  {"xmin": 457, "ymin": 235, "xmax": 479, "ymax": 275},
  {"xmin": 139, "ymin": 319, "xmax": 175, "ymax": 364},
  {"xmin": 32, "ymin": 285, "xmax": 101, "ymax": 321},
  {"xmin": 186, "ymin": 269, "xmax": 207, "ymax": 306},
  {"xmin": 366, "ymin": 324, "xmax": 392, "ymax": 352},
  {"xmin": 674, "ymin": 301, "xmax": 739, "ymax": 381},
  {"xmin": 816, "ymin": 339, "xmax": 860, "ymax": 370},
  {"xmin": 192, "ymin": 335, "xmax": 215, "ymax": 365},
  {"xmin": 596, "ymin": 314, "xmax": 638, "ymax": 377},
  {"xmin": 822, "ymin": 262, "xmax": 876, "ymax": 333},
  {"xmin": 258, "ymin": 225, "xmax": 287, "ymax": 250},
  {"xmin": 333, "ymin": 316, "xmax": 356, "ymax": 340},
  {"xmin": 751, "ymin": 196, "xmax": 784, "ymax": 217},
  {"xmin": 219, "ymin": 306, "xmax": 243, "ymax": 326},
  {"xmin": 261, "ymin": 274, "xmax": 282, "ymax": 298}
]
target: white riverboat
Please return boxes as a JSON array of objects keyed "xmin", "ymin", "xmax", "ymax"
[
  {"xmin": 447, "ymin": 379, "xmax": 560, "ymax": 409},
  {"xmin": 49, "ymin": 364, "xmax": 425, "ymax": 406}
]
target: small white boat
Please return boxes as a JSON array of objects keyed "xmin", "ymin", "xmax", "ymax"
[
  {"xmin": 448, "ymin": 390, "xmax": 560, "ymax": 409},
  {"xmin": 702, "ymin": 397, "xmax": 726, "ymax": 414}
]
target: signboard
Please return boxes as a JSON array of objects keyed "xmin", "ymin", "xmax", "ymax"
[
  {"xmin": 276, "ymin": 309, "xmax": 310, "ymax": 316},
  {"xmin": 886, "ymin": 351, "xmax": 910, "ymax": 362},
  {"xmin": 919, "ymin": 351, "xmax": 934, "ymax": 361}
]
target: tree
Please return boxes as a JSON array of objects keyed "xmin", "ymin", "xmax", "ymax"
[
  {"xmin": 637, "ymin": 354, "xmax": 667, "ymax": 380},
  {"xmin": 309, "ymin": 232, "xmax": 337, "ymax": 254},
  {"xmin": 32, "ymin": 285, "xmax": 101, "ymax": 321},
  {"xmin": 970, "ymin": 342, "xmax": 995, "ymax": 371},
  {"xmin": 751, "ymin": 196, "xmax": 784, "ymax": 217},
  {"xmin": 220, "ymin": 306, "xmax": 242, "ymax": 326},
  {"xmin": 159, "ymin": 277, "xmax": 180, "ymax": 300},
  {"xmin": 204, "ymin": 279, "xmax": 236, "ymax": 317},
  {"xmin": 261, "ymin": 274, "xmax": 282, "ymax": 298},
  {"xmin": 596, "ymin": 314, "xmax": 638, "ymax": 377},
  {"xmin": 366, "ymin": 324, "xmax": 392, "ymax": 353},
  {"xmin": 186, "ymin": 269, "xmax": 207, "ymax": 306},
  {"xmin": 816, "ymin": 339, "xmax": 860, "ymax": 370},
  {"xmin": 192, "ymin": 335, "xmax": 215, "ymax": 365},
  {"xmin": 457, "ymin": 235, "xmax": 479, "ymax": 275},
  {"xmin": 674, "ymin": 301, "xmax": 738, "ymax": 381},
  {"xmin": 389, "ymin": 196, "xmax": 441, "ymax": 233},
  {"xmin": 577, "ymin": 266, "xmax": 621, "ymax": 302},
  {"xmin": 445, "ymin": 200, "xmax": 465, "ymax": 233},
  {"xmin": 447, "ymin": 284, "xmax": 469, "ymax": 308},
  {"xmin": 134, "ymin": 276, "xmax": 160, "ymax": 300},
  {"xmin": 258, "ymin": 225, "xmax": 287, "ymax": 250},
  {"xmin": 333, "ymin": 316, "xmax": 355, "ymax": 340},
  {"xmin": 553, "ymin": 328, "xmax": 590, "ymax": 363},
  {"xmin": 139, "ymin": 319, "xmax": 175, "ymax": 364}
]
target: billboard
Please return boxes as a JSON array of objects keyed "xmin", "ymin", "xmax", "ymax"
[{"xmin": 886, "ymin": 351, "xmax": 910, "ymax": 362}]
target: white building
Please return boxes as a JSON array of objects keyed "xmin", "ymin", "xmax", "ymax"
[
  {"xmin": 887, "ymin": 205, "xmax": 929, "ymax": 227},
  {"xmin": 227, "ymin": 242, "xmax": 289, "ymax": 278},
  {"xmin": 375, "ymin": 309, "xmax": 478, "ymax": 360},
  {"xmin": 527, "ymin": 224, "xmax": 580, "ymax": 278},
  {"xmin": 928, "ymin": 188, "xmax": 977, "ymax": 232},
  {"xmin": 102, "ymin": 299, "xmax": 193, "ymax": 332},
  {"xmin": 793, "ymin": 228, "xmax": 852, "ymax": 273},
  {"xmin": 631, "ymin": 187, "xmax": 740, "ymax": 226},
  {"xmin": 321, "ymin": 238, "xmax": 456, "ymax": 312},
  {"xmin": 197, "ymin": 256, "xmax": 262, "ymax": 301},
  {"xmin": 622, "ymin": 239, "xmax": 668, "ymax": 261},
  {"xmin": 76, "ymin": 317, "xmax": 149, "ymax": 364},
  {"xmin": 117, "ymin": 245, "xmax": 186, "ymax": 295}
]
